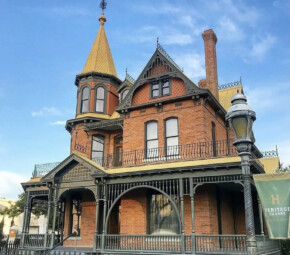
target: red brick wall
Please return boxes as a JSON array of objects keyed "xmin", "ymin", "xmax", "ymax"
[
  {"xmin": 119, "ymin": 189, "xmax": 147, "ymax": 234},
  {"xmin": 123, "ymin": 99, "xmax": 227, "ymax": 152},
  {"xmin": 132, "ymin": 78, "xmax": 186, "ymax": 106},
  {"xmin": 219, "ymin": 188, "xmax": 235, "ymax": 234},
  {"xmin": 70, "ymin": 125, "xmax": 122, "ymax": 158},
  {"xmin": 63, "ymin": 191, "xmax": 96, "ymax": 247},
  {"xmin": 234, "ymin": 192, "xmax": 246, "ymax": 234},
  {"xmin": 184, "ymin": 184, "xmax": 219, "ymax": 235}
]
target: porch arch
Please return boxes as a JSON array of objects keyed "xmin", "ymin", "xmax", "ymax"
[{"xmin": 105, "ymin": 185, "xmax": 182, "ymax": 234}]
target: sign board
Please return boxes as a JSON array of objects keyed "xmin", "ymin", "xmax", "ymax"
[{"xmin": 254, "ymin": 173, "xmax": 290, "ymax": 239}]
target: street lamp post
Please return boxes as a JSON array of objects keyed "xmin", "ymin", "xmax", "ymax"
[{"xmin": 226, "ymin": 93, "xmax": 257, "ymax": 255}]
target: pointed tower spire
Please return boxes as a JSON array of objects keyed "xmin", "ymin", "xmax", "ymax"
[{"xmin": 82, "ymin": 1, "xmax": 117, "ymax": 77}]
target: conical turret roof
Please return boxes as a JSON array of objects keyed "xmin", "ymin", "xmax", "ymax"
[{"xmin": 82, "ymin": 13, "xmax": 117, "ymax": 77}]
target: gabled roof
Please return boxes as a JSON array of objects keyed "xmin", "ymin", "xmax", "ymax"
[
  {"xmin": 81, "ymin": 13, "xmax": 117, "ymax": 77},
  {"xmin": 117, "ymin": 43, "xmax": 205, "ymax": 111},
  {"xmin": 41, "ymin": 152, "xmax": 107, "ymax": 182}
]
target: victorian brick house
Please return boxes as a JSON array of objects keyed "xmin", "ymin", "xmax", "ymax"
[{"xmin": 19, "ymin": 6, "xmax": 281, "ymax": 255}]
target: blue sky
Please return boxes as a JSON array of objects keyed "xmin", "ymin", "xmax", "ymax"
[{"xmin": 0, "ymin": 0, "xmax": 289, "ymax": 199}]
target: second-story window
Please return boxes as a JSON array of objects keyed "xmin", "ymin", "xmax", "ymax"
[
  {"xmin": 151, "ymin": 78, "xmax": 171, "ymax": 98},
  {"xmin": 145, "ymin": 121, "xmax": 158, "ymax": 158},
  {"xmin": 165, "ymin": 118, "xmax": 179, "ymax": 156},
  {"xmin": 81, "ymin": 86, "xmax": 90, "ymax": 113},
  {"xmin": 92, "ymin": 135, "xmax": 105, "ymax": 166},
  {"xmin": 95, "ymin": 86, "xmax": 105, "ymax": 113}
]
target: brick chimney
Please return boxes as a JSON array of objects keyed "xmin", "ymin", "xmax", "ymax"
[{"xmin": 201, "ymin": 29, "xmax": 219, "ymax": 100}]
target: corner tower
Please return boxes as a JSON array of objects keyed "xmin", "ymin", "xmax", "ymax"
[
  {"xmin": 66, "ymin": 4, "xmax": 122, "ymax": 155},
  {"xmin": 74, "ymin": 8, "xmax": 121, "ymax": 119}
]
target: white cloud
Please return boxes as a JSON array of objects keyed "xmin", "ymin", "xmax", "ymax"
[
  {"xmin": 246, "ymin": 34, "xmax": 276, "ymax": 62},
  {"xmin": 174, "ymin": 53, "xmax": 205, "ymax": 79},
  {"xmin": 50, "ymin": 121, "xmax": 66, "ymax": 126},
  {"xmin": 210, "ymin": 0, "xmax": 259, "ymax": 26},
  {"xmin": 32, "ymin": 107, "xmax": 62, "ymax": 117},
  {"xmin": 0, "ymin": 171, "xmax": 28, "ymax": 200},
  {"xmin": 217, "ymin": 17, "xmax": 245, "ymax": 42}
]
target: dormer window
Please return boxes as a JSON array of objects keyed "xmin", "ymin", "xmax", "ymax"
[
  {"xmin": 122, "ymin": 90, "xmax": 129, "ymax": 101},
  {"xmin": 95, "ymin": 86, "xmax": 106, "ymax": 113},
  {"xmin": 150, "ymin": 78, "xmax": 171, "ymax": 99},
  {"xmin": 81, "ymin": 86, "xmax": 90, "ymax": 113}
]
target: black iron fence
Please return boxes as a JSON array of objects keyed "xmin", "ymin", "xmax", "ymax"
[
  {"xmin": 92, "ymin": 139, "xmax": 237, "ymax": 168},
  {"xmin": 0, "ymin": 239, "xmax": 20, "ymax": 255}
]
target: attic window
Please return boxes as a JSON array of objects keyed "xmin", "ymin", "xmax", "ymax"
[
  {"xmin": 122, "ymin": 90, "xmax": 129, "ymax": 100},
  {"xmin": 150, "ymin": 78, "xmax": 171, "ymax": 99}
]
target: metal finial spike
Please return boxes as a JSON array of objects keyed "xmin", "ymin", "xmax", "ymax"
[
  {"xmin": 157, "ymin": 37, "xmax": 159, "ymax": 47},
  {"xmin": 99, "ymin": 0, "xmax": 107, "ymax": 12},
  {"xmin": 126, "ymin": 68, "xmax": 128, "ymax": 76}
]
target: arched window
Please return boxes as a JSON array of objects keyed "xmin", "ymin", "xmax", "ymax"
[
  {"xmin": 122, "ymin": 90, "xmax": 129, "ymax": 101},
  {"xmin": 92, "ymin": 135, "xmax": 105, "ymax": 166},
  {"xmin": 212, "ymin": 122, "xmax": 217, "ymax": 156},
  {"xmin": 95, "ymin": 86, "xmax": 106, "ymax": 113},
  {"xmin": 145, "ymin": 121, "xmax": 158, "ymax": 158},
  {"xmin": 80, "ymin": 86, "xmax": 90, "ymax": 113},
  {"xmin": 165, "ymin": 118, "xmax": 179, "ymax": 156},
  {"xmin": 148, "ymin": 191, "xmax": 179, "ymax": 235}
]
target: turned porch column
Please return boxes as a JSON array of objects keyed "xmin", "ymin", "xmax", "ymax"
[
  {"xmin": 44, "ymin": 185, "xmax": 53, "ymax": 248},
  {"xmin": 94, "ymin": 183, "xmax": 100, "ymax": 251},
  {"xmin": 179, "ymin": 178, "xmax": 185, "ymax": 253},
  {"xmin": 50, "ymin": 183, "xmax": 59, "ymax": 249}
]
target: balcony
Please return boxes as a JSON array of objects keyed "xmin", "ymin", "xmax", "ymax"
[
  {"xmin": 31, "ymin": 140, "xmax": 273, "ymax": 177},
  {"xmin": 92, "ymin": 140, "xmax": 238, "ymax": 169}
]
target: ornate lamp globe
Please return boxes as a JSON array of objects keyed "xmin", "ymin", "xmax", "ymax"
[{"xmin": 226, "ymin": 92, "xmax": 256, "ymax": 154}]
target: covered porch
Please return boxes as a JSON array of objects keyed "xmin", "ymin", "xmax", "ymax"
[{"xmin": 19, "ymin": 155, "xmax": 281, "ymax": 255}]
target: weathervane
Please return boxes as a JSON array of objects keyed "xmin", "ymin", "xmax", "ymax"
[{"xmin": 99, "ymin": 0, "xmax": 107, "ymax": 12}]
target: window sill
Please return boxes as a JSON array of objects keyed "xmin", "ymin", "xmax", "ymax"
[{"xmin": 67, "ymin": 236, "xmax": 82, "ymax": 240}]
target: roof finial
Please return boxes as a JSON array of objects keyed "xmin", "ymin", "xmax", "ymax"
[
  {"xmin": 99, "ymin": 0, "xmax": 107, "ymax": 12},
  {"xmin": 99, "ymin": 0, "xmax": 107, "ymax": 25},
  {"xmin": 157, "ymin": 37, "xmax": 159, "ymax": 47},
  {"xmin": 125, "ymin": 68, "xmax": 128, "ymax": 76}
]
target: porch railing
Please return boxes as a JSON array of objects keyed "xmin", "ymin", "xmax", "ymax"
[
  {"xmin": 194, "ymin": 234, "xmax": 247, "ymax": 253},
  {"xmin": 23, "ymin": 234, "xmax": 54, "ymax": 248},
  {"xmin": 256, "ymin": 235, "xmax": 281, "ymax": 254},
  {"xmin": 21, "ymin": 234, "xmax": 280, "ymax": 254},
  {"xmin": 95, "ymin": 234, "xmax": 280, "ymax": 254},
  {"xmin": 92, "ymin": 139, "xmax": 237, "ymax": 169}
]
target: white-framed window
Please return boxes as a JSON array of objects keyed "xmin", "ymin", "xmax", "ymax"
[
  {"xmin": 80, "ymin": 86, "xmax": 90, "ymax": 113},
  {"xmin": 145, "ymin": 121, "xmax": 158, "ymax": 158},
  {"xmin": 165, "ymin": 118, "xmax": 179, "ymax": 156},
  {"xmin": 95, "ymin": 86, "xmax": 105, "ymax": 113},
  {"xmin": 92, "ymin": 135, "xmax": 105, "ymax": 166}
]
